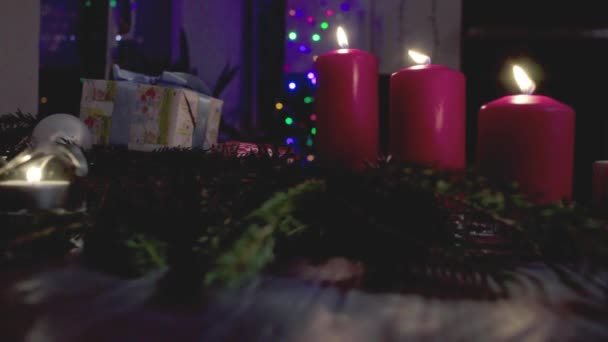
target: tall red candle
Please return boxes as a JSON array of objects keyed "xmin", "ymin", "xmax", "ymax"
[
  {"xmin": 315, "ymin": 27, "xmax": 378, "ymax": 170},
  {"xmin": 592, "ymin": 161, "xmax": 608, "ymax": 209},
  {"xmin": 476, "ymin": 65, "xmax": 575, "ymax": 204},
  {"xmin": 389, "ymin": 50, "xmax": 466, "ymax": 170}
]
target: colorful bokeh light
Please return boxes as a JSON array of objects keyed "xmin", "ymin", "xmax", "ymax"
[
  {"xmin": 312, "ymin": 34, "xmax": 321, "ymax": 42},
  {"xmin": 320, "ymin": 22, "xmax": 329, "ymax": 30},
  {"xmin": 285, "ymin": 117, "xmax": 294, "ymax": 125},
  {"xmin": 275, "ymin": 102, "xmax": 284, "ymax": 110},
  {"xmin": 288, "ymin": 31, "xmax": 298, "ymax": 40},
  {"xmin": 304, "ymin": 97, "xmax": 314, "ymax": 104},
  {"xmin": 311, "ymin": 128, "xmax": 317, "ymax": 135},
  {"xmin": 299, "ymin": 45, "xmax": 311, "ymax": 53}
]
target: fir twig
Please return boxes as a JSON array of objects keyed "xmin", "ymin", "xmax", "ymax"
[{"xmin": 204, "ymin": 180, "xmax": 324, "ymax": 288}]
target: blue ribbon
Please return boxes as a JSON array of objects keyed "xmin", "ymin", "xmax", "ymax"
[{"xmin": 112, "ymin": 64, "xmax": 212, "ymax": 96}]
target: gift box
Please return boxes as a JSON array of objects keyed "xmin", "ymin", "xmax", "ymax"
[{"xmin": 79, "ymin": 66, "xmax": 223, "ymax": 151}]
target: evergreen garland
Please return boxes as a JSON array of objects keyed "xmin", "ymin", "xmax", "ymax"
[{"xmin": 1, "ymin": 111, "xmax": 607, "ymax": 294}]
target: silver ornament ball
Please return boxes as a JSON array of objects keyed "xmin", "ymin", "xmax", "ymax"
[{"xmin": 32, "ymin": 113, "xmax": 93, "ymax": 150}]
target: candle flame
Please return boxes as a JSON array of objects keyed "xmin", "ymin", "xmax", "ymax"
[
  {"xmin": 408, "ymin": 50, "xmax": 431, "ymax": 65},
  {"xmin": 337, "ymin": 26, "xmax": 349, "ymax": 49},
  {"xmin": 26, "ymin": 166, "xmax": 42, "ymax": 183},
  {"xmin": 513, "ymin": 65, "xmax": 536, "ymax": 95}
]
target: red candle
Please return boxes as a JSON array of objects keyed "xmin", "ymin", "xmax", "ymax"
[
  {"xmin": 315, "ymin": 27, "xmax": 378, "ymax": 170},
  {"xmin": 476, "ymin": 65, "xmax": 575, "ymax": 204},
  {"xmin": 389, "ymin": 50, "xmax": 466, "ymax": 170},
  {"xmin": 592, "ymin": 161, "xmax": 608, "ymax": 209}
]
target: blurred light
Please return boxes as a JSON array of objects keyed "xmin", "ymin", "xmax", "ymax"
[
  {"xmin": 295, "ymin": 10, "xmax": 304, "ymax": 17},
  {"xmin": 307, "ymin": 155, "xmax": 315, "ymax": 162},
  {"xmin": 299, "ymin": 45, "xmax": 311, "ymax": 53},
  {"xmin": 283, "ymin": 64, "xmax": 291, "ymax": 72},
  {"xmin": 311, "ymin": 78, "xmax": 317, "ymax": 85},
  {"xmin": 313, "ymin": 55, "xmax": 319, "ymax": 62},
  {"xmin": 337, "ymin": 26, "xmax": 349, "ymax": 48},
  {"xmin": 326, "ymin": 9, "xmax": 334, "ymax": 16},
  {"xmin": 26, "ymin": 167, "xmax": 42, "ymax": 183},
  {"xmin": 286, "ymin": 137, "xmax": 295, "ymax": 145},
  {"xmin": 340, "ymin": 3, "xmax": 350, "ymax": 11},
  {"xmin": 310, "ymin": 114, "xmax": 317, "ymax": 121},
  {"xmin": 85, "ymin": 0, "xmax": 91, "ymax": 7},
  {"xmin": 304, "ymin": 97, "xmax": 314, "ymax": 104},
  {"xmin": 288, "ymin": 31, "xmax": 298, "ymax": 40},
  {"xmin": 288, "ymin": 82, "xmax": 297, "ymax": 90},
  {"xmin": 285, "ymin": 117, "xmax": 294, "ymax": 125},
  {"xmin": 69, "ymin": 34, "xmax": 76, "ymax": 41},
  {"xmin": 312, "ymin": 34, "xmax": 321, "ymax": 42},
  {"xmin": 320, "ymin": 22, "xmax": 329, "ymax": 30},
  {"xmin": 408, "ymin": 50, "xmax": 431, "ymax": 65},
  {"xmin": 311, "ymin": 128, "xmax": 317, "ymax": 135},
  {"xmin": 306, "ymin": 138, "xmax": 314, "ymax": 147},
  {"xmin": 110, "ymin": 0, "xmax": 117, "ymax": 7},
  {"xmin": 307, "ymin": 72, "xmax": 315, "ymax": 79},
  {"xmin": 288, "ymin": 9, "xmax": 296, "ymax": 16},
  {"xmin": 513, "ymin": 65, "xmax": 536, "ymax": 95},
  {"xmin": 307, "ymin": 16, "xmax": 315, "ymax": 24},
  {"xmin": 275, "ymin": 102, "xmax": 284, "ymax": 110},
  {"xmin": 115, "ymin": 35, "xmax": 123, "ymax": 42},
  {"xmin": 40, "ymin": 97, "xmax": 48, "ymax": 104}
]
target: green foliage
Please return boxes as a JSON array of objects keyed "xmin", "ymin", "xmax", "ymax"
[
  {"xmin": 125, "ymin": 234, "xmax": 168, "ymax": 274},
  {"xmin": 204, "ymin": 180, "xmax": 324, "ymax": 287},
  {"xmin": 1, "ymin": 116, "xmax": 608, "ymax": 292}
]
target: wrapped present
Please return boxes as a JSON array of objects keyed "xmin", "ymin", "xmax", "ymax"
[{"xmin": 79, "ymin": 66, "xmax": 223, "ymax": 151}]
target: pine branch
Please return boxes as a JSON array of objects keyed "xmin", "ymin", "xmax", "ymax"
[
  {"xmin": 212, "ymin": 62, "xmax": 240, "ymax": 98},
  {"xmin": 204, "ymin": 180, "xmax": 325, "ymax": 288}
]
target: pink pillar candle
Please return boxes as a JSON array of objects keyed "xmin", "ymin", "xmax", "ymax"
[
  {"xmin": 476, "ymin": 66, "xmax": 575, "ymax": 204},
  {"xmin": 315, "ymin": 27, "xmax": 379, "ymax": 170},
  {"xmin": 592, "ymin": 161, "xmax": 608, "ymax": 208},
  {"xmin": 389, "ymin": 50, "xmax": 466, "ymax": 170}
]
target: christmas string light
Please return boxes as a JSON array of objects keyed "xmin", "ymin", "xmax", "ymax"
[{"xmin": 275, "ymin": 1, "xmax": 356, "ymax": 161}]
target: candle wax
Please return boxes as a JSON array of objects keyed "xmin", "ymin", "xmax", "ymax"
[
  {"xmin": 476, "ymin": 94, "xmax": 575, "ymax": 204},
  {"xmin": 316, "ymin": 48, "xmax": 379, "ymax": 170},
  {"xmin": 390, "ymin": 64, "xmax": 466, "ymax": 170}
]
